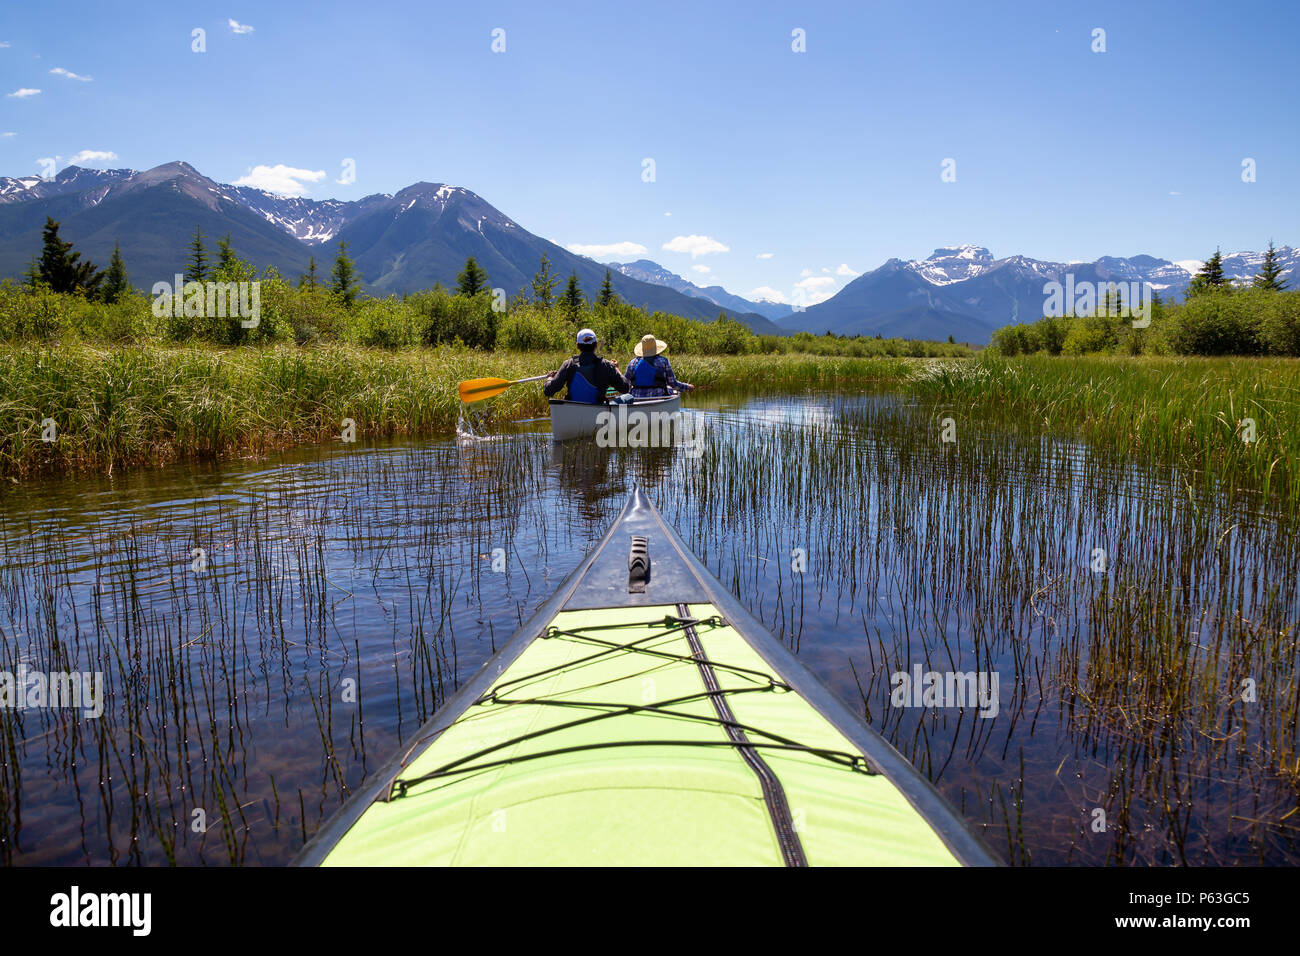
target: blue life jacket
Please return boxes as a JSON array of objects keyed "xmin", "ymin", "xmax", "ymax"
[
  {"xmin": 632, "ymin": 357, "xmax": 667, "ymax": 390},
  {"xmin": 566, "ymin": 358, "xmax": 602, "ymax": 403}
]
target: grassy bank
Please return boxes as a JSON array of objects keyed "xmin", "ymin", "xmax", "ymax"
[
  {"xmin": 907, "ymin": 354, "xmax": 1300, "ymax": 511},
  {"xmin": 0, "ymin": 343, "xmax": 920, "ymax": 476},
  {"xmin": 7, "ymin": 343, "xmax": 1297, "ymax": 513}
]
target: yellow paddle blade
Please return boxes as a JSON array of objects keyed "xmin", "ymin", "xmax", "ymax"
[{"xmin": 458, "ymin": 377, "xmax": 514, "ymax": 403}]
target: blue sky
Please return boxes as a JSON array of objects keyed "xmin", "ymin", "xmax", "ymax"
[{"xmin": 2, "ymin": 0, "xmax": 1296, "ymax": 305}]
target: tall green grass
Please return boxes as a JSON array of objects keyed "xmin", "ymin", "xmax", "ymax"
[
  {"xmin": 0, "ymin": 344, "xmax": 924, "ymax": 476},
  {"xmin": 908, "ymin": 354, "xmax": 1300, "ymax": 511}
]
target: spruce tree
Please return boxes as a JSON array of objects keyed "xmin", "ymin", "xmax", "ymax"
[
  {"xmin": 457, "ymin": 256, "xmax": 489, "ymax": 296},
  {"xmin": 215, "ymin": 233, "xmax": 236, "ymax": 275},
  {"xmin": 101, "ymin": 243, "xmax": 130, "ymax": 304},
  {"xmin": 300, "ymin": 256, "xmax": 320, "ymax": 291},
  {"xmin": 598, "ymin": 269, "xmax": 617, "ymax": 307},
  {"xmin": 531, "ymin": 254, "xmax": 558, "ymax": 307},
  {"xmin": 330, "ymin": 240, "xmax": 361, "ymax": 306},
  {"xmin": 1187, "ymin": 249, "xmax": 1227, "ymax": 297},
  {"xmin": 562, "ymin": 272, "xmax": 584, "ymax": 318},
  {"xmin": 185, "ymin": 227, "xmax": 207, "ymax": 283},
  {"xmin": 38, "ymin": 216, "xmax": 103, "ymax": 297},
  {"xmin": 1253, "ymin": 240, "xmax": 1288, "ymax": 291},
  {"xmin": 22, "ymin": 256, "xmax": 42, "ymax": 290}
]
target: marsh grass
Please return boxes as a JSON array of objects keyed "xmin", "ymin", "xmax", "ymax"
[
  {"xmin": 2, "ymin": 359, "xmax": 1298, "ymax": 866},
  {"xmin": 658, "ymin": 391, "xmax": 1299, "ymax": 864},
  {"xmin": 0, "ymin": 344, "xmax": 924, "ymax": 478}
]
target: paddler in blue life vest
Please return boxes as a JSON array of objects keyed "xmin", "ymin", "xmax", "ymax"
[
  {"xmin": 625, "ymin": 334, "xmax": 695, "ymax": 398},
  {"xmin": 543, "ymin": 328, "xmax": 633, "ymax": 403}
]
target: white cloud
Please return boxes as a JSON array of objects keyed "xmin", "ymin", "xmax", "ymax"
[
  {"xmin": 7, "ymin": 88, "xmax": 40, "ymax": 98},
  {"xmin": 50, "ymin": 67, "xmax": 92, "ymax": 82},
  {"xmin": 663, "ymin": 234, "xmax": 729, "ymax": 258},
  {"xmin": 68, "ymin": 149, "xmax": 118, "ymax": 165},
  {"xmin": 233, "ymin": 163, "xmax": 326, "ymax": 197},
  {"xmin": 691, "ymin": 265, "xmax": 710, "ymax": 274},
  {"xmin": 755, "ymin": 252, "xmax": 774, "ymax": 259},
  {"xmin": 0, "ymin": 42, "xmax": 12, "ymax": 49},
  {"xmin": 228, "ymin": 19, "xmax": 255, "ymax": 34},
  {"xmin": 664, "ymin": 211, "xmax": 671, "ymax": 217},
  {"xmin": 748, "ymin": 286, "xmax": 789, "ymax": 304},
  {"xmin": 1168, "ymin": 191, "xmax": 1181, "ymax": 196},
  {"xmin": 793, "ymin": 275, "xmax": 837, "ymax": 306},
  {"xmin": 1, "ymin": 132, "xmax": 15, "ymax": 138},
  {"xmin": 566, "ymin": 240, "xmax": 647, "ymax": 258},
  {"xmin": 835, "ymin": 263, "xmax": 859, "ymax": 277},
  {"xmin": 799, "ymin": 267, "xmax": 813, "ymax": 277}
]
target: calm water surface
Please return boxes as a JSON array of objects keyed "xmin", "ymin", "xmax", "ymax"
[{"xmin": 1, "ymin": 388, "xmax": 1296, "ymax": 865}]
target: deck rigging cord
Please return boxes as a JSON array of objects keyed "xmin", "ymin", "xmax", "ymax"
[{"xmin": 386, "ymin": 613, "xmax": 876, "ymax": 799}]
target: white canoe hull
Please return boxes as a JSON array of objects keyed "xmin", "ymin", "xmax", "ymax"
[{"xmin": 549, "ymin": 395, "xmax": 682, "ymax": 442}]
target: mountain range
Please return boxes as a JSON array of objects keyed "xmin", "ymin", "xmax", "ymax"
[
  {"xmin": 608, "ymin": 259, "xmax": 791, "ymax": 321},
  {"xmin": 0, "ymin": 162, "xmax": 782, "ymax": 333},
  {"xmin": 1, "ymin": 163, "xmax": 1292, "ymax": 345},
  {"xmin": 777, "ymin": 244, "xmax": 1298, "ymax": 343}
]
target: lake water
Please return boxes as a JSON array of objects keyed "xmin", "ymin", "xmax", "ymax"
[{"xmin": 2, "ymin": 389, "xmax": 1296, "ymax": 865}]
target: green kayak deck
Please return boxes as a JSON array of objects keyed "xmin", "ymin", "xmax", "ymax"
[{"xmin": 295, "ymin": 489, "xmax": 996, "ymax": 867}]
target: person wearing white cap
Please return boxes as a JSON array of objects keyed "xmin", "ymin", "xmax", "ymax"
[
  {"xmin": 543, "ymin": 328, "xmax": 632, "ymax": 404},
  {"xmin": 625, "ymin": 334, "xmax": 694, "ymax": 398}
]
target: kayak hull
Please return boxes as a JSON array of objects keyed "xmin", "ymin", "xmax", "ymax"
[
  {"xmin": 294, "ymin": 488, "xmax": 999, "ymax": 867},
  {"xmin": 549, "ymin": 395, "xmax": 681, "ymax": 442}
]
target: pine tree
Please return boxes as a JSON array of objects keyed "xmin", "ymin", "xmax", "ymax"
[
  {"xmin": 22, "ymin": 257, "xmax": 42, "ymax": 290},
  {"xmin": 38, "ymin": 216, "xmax": 103, "ymax": 297},
  {"xmin": 1253, "ymin": 240, "xmax": 1288, "ymax": 291},
  {"xmin": 1188, "ymin": 249, "xmax": 1227, "ymax": 296},
  {"xmin": 598, "ymin": 269, "xmax": 617, "ymax": 307},
  {"xmin": 101, "ymin": 243, "xmax": 130, "ymax": 304},
  {"xmin": 562, "ymin": 272, "xmax": 584, "ymax": 318},
  {"xmin": 457, "ymin": 256, "xmax": 489, "ymax": 296},
  {"xmin": 185, "ymin": 227, "xmax": 207, "ymax": 283},
  {"xmin": 531, "ymin": 254, "xmax": 558, "ymax": 307},
  {"xmin": 300, "ymin": 256, "xmax": 320, "ymax": 291},
  {"xmin": 330, "ymin": 240, "xmax": 361, "ymax": 306},
  {"xmin": 215, "ymin": 233, "xmax": 236, "ymax": 274}
]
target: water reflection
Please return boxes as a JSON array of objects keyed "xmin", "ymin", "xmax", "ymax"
[{"xmin": 0, "ymin": 389, "xmax": 1295, "ymax": 865}]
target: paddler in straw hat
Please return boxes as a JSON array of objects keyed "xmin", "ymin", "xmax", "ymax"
[{"xmin": 625, "ymin": 334, "xmax": 695, "ymax": 398}]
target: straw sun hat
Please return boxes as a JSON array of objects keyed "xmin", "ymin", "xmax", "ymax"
[{"xmin": 634, "ymin": 334, "xmax": 668, "ymax": 357}]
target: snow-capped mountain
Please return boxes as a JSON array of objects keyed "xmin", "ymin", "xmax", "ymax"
[
  {"xmin": 0, "ymin": 161, "xmax": 775, "ymax": 329},
  {"xmin": 782, "ymin": 244, "xmax": 1298, "ymax": 343},
  {"xmin": 609, "ymin": 259, "xmax": 790, "ymax": 321}
]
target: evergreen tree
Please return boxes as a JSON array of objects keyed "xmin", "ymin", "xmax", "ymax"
[
  {"xmin": 562, "ymin": 272, "xmax": 584, "ymax": 318},
  {"xmin": 300, "ymin": 256, "xmax": 320, "ymax": 291},
  {"xmin": 531, "ymin": 254, "xmax": 558, "ymax": 307},
  {"xmin": 22, "ymin": 256, "xmax": 43, "ymax": 290},
  {"xmin": 1187, "ymin": 249, "xmax": 1226, "ymax": 296},
  {"xmin": 597, "ymin": 269, "xmax": 617, "ymax": 307},
  {"xmin": 185, "ymin": 227, "xmax": 208, "ymax": 283},
  {"xmin": 457, "ymin": 256, "xmax": 489, "ymax": 296},
  {"xmin": 101, "ymin": 243, "xmax": 130, "ymax": 304},
  {"xmin": 330, "ymin": 240, "xmax": 361, "ymax": 306},
  {"xmin": 1253, "ymin": 239, "xmax": 1288, "ymax": 291},
  {"xmin": 38, "ymin": 216, "xmax": 103, "ymax": 297},
  {"xmin": 215, "ymin": 233, "xmax": 236, "ymax": 274}
]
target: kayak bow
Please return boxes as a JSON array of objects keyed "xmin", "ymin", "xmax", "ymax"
[{"xmin": 295, "ymin": 488, "xmax": 997, "ymax": 867}]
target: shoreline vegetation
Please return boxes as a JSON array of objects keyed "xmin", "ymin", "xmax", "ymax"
[
  {"xmin": 2, "ymin": 225, "xmax": 1296, "ymax": 512},
  {"xmin": 3, "ymin": 341, "xmax": 1297, "ymax": 514}
]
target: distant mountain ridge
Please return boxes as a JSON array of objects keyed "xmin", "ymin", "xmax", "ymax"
[
  {"xmin": 608, "ymin": 259, "xmax": 791, "ymax": 321},
  {"xmin": 781, "ymin": 244, "xmax": 1299, "ymax": 343},
  {"xmin": 0, "ymin": 162, "xmax": 779, "ymax": 332}
]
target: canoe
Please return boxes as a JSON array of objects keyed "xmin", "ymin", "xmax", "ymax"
[
  {"xmin": 549, "ymin": 394, "xmax": 681, "ymax": 442},
  {"xmin": 294, "ymin": 488, "xmax": 997, "ymax": 866}
]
